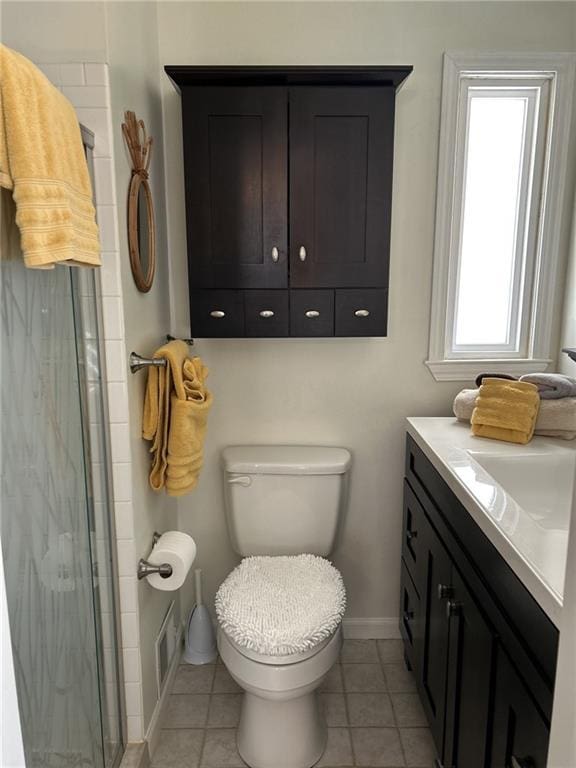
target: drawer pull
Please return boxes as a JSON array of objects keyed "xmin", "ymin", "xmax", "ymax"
[
  {"xmin": 354, "ymin": 309, "xmax": 370, "ymax": 318},
  {"xmin": 210, "ymin": 310, "xmax": 226, "ymax": 319},
  {"xmin": 259, "ymin": 310, "xmax": 275, "ymax": 318},
  {"xmin": 403, "ymin": 610, "xmax": 414, "ymax": 622},
  {"xmin": 305, "ymin": 310, "xmax": 320, "ymax": 319},
  {"xmin": 299, "ymin": 246, "xmax": 307, "ymax": 262},
  {"xmin": 437, "ymin": 584, "xmax": 454, "ymax": 600},
  {"xmin": 271, "ymin": 246, "xmax": 279, "ymax": 263},
  {"xmin": 446, "ymin": 600, "xmax": 462, "ymax": 619},
  {"xmin": 406, "ymin": 530, "xmax": 418, "ymax": 541}
]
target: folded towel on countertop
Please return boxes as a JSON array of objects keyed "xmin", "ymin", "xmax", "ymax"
[
  {"xmin": 471, "ymin": 379, "xmax": 540, "ymax": 445},
  {"xmin": 519, "ymin": 373, "xmax": 576, "ymax": 400},
  {"xmin": 453, "ymin": 389, "xmax": 576, "ymax": 439},
  {"xmin": 143, "ymin": 340, "xmax": 213, "ymax": 496},
  {"xmin": 0, "ymin": 45, "xmax": 100, "ymax": 268}
]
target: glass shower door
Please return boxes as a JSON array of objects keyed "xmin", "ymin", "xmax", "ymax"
[{"xmin": 0, "ymin": 212, "xmax": 124, "ymax": 767}]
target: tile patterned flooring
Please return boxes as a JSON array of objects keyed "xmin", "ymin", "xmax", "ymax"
[{"xmin": 152, "ymin": 639, "xmax": 437, "ymax": 768}]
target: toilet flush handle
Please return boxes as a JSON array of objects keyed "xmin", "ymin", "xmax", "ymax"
[{"xmin": 227, "ymin": 476, "xmax": 252, "ymax": 487}]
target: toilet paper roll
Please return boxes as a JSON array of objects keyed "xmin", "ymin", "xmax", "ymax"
[{"xmin": 146, "ymin": 531, "xmax": 197, "ymax": 591}]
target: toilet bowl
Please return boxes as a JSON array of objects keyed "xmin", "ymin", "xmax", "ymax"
[
  {"xmin": 216, "ymin": 446, "xmax": 351, "ymax": 768},
  {"xmin": 218, "ymin": 624, "xmax": 343, "ymax": 768}
]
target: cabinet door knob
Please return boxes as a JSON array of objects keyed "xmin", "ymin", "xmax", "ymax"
[
  {"xmin": 299, "ymin": 246, "xmax": 307, "ymax": 262},
  {"xmin": 259, "ymin": 310, "xmax": 275, "ymax": 318},
  {"xmin": 511, "ymin": 757, "xmax": 536, "ymax": 768},
  {"xmin": 406, "ymin": 529, "xmax": 418, "ymax": 541},
  {"xmin": 305, "ymin": 310, "xmax": 320, "ymax": 318},
  {"xmin": 437, "ymin": 584, "xmax": 454, "ymax": 600},
  {"xmin": 210, "ymin": 310, "xmax": 225, "ymax": 319},
  {"xmin": 446, "ymin": 600, "xmax": 462, "ymax": 619},
  {"xmin": 403, "ymin": 610, "xmax": 414, "ymax": 622},
  {"xmin": 355, "ymin": 309, "xmax": 370, "ymax": 318},
  {"xmin": 271, "ymin": 247, "xmax": 279, "ymax": 263}
]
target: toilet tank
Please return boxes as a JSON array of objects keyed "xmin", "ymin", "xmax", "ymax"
[{"xmin": 222, "ymin": 446, "xmax": 352, "ymax": 557}]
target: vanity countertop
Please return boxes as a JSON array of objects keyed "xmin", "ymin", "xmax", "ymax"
[{"xmin": 406, "ymin": 417, "xmax": 576, "ymax": 627}]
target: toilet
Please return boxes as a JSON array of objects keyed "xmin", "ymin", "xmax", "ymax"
[{"xmin": 215, "ymin": 445, "xmax": 351, "ymax": 768}]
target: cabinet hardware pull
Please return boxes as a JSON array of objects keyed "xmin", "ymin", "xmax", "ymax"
[
  {"xmin": 355, "ymin": 309, "xmax": 370, "ymax": 317},
  {"xmin": 271, "ymin": 246, "xmax": 279, "ymax": 263},
  {"xmin": 259, "ymin": 310, "xmax": 275, "ymax": 318},
  {"xmin": 406, "ymin": 530, "xmax": 418, "ymax": 540},
  {"xmin": 305, "ymin": 310, "xmax": 320, "ymax": 318},
  {"xmin": 403, "ymin": 610, "xmax": 414, "ymax": 622},
  {"xmin": 299, "ymin": 246, "xmax": 307, "ymax": 262},
  {"xmin": 511, "ymin": 757, "xmax": 535, "ymax": 768},
  {"xmin": 210, "ymin": 310, "xmax": 225, "ymax": 319},
  {"xmin": 437, "ymin": 584, "xmax": 454, "ymax": 600},
  {"xmin": 446, "ymin": 600, "xmax": 462, "ymax": 619}
]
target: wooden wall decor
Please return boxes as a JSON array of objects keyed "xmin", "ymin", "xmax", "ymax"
[{"xmin": 122, "ymin": 110, "xmax": 156, "ymax": 293}]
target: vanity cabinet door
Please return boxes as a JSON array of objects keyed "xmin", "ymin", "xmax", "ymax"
[
  {"xmin": 418, "ymin": 512, "xmax": 452, "ymax": 757},
  {"xmin": 289, "ymin": 86, "xmax": 394, "ymax": 289},
  {"xmin": 443, "ymin": 568, "xmax": 496, "ymax": 768},
  {"xmin": 490, "ymin": 650, "xmax": 550, "ymax": 768},
  {"xmin": 181, "ymin": 87, "xmax": 288, "ymax": 289}
]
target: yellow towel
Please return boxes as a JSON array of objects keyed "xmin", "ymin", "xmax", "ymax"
[
  {"xmin": 471, "ymin": 379, "xmax": 540, "ymax": 445},
  {"xmin": 0, "ymin": 45, "xmax": 100, "ymax": 269},
  {"xmin": 142, "ymin": 340, "xmax": 213, "ymax": 496}
]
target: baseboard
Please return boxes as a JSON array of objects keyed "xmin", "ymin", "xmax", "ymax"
[
  {"xmin": 145, "ymin": 626, "xmax": 184, "ymax": 759},
  {"xmin": 342, "ymin": 618, "xmax": 400, "ymax": 639},
  {"xmin": 119, "ymin": 742, "xmax": 149, "ymax": 768}
]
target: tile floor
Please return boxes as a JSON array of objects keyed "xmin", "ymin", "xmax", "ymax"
[{"xmin": 152, "ymin": 639, "xmax": 437, "ymax": 768}]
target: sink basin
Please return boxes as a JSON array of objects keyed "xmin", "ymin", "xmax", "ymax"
[{"xmin": 468, "ymin": 451, "xmax": 575, "ymax": 531}]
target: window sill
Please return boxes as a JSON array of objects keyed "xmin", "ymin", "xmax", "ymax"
[{"xmin": 425, "ymin": 358, "xmax": 553, "ymax": 383}]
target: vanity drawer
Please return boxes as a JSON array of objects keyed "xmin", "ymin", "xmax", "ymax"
[
  {"xmin": 245, "ymin": 290, "xmax": 289, "ymax": 337},
  {"xmin": 190, "ymin": 290, "xmax": 245, "ymax": 337},
  {"xmin": 399, "ymin": 560, "xmax": 421, "ymax": 676},
  {"xmin": 402, "ymin": 481, "xmax": 426, "ymax": 595},
  {"xmin": 290, "ymin": 290, "xmax": 334, "ymax": 337},
  {"xmin": 335, "ymin": 289, "xmax": 388, "ymax": 336}
]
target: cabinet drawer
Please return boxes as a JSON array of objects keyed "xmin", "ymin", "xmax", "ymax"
[
  {"xmin": 335, "ymin": 289, "xmax": 388, "ymax": 336},
  {"xmin": 190, "ymin": 290, "xmax": 244, "ymax": 337},
  {"xmin": 245, "ymin": 290, "xmax": 289, "ymax": 337},
  {"xmin": 399, "ymin": 560, "xmax": 421, "ymax": 677},
  {"xmin": 290, "ymin": 290, "xmax": 334, "ymax": 337},
  {"xmin": 402, "ymin": 481, "xmax": 426, "ymax": 594}
]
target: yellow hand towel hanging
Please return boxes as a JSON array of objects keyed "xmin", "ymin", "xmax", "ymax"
[
  {"xmin": 142, "ymin": 340, "xmax": 213, "ymax": 495},
  {"xmin": 471, "ymin": 379, "xmax": 540, "ymax": 445},
  {"xmin": 0, "ymin": 45, "xmax": 100, "ymax": 268}
]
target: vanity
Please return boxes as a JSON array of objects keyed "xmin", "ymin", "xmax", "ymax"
[{"xmin": 402, "ymin": 418, "xmax": 574, "ymax": 768}]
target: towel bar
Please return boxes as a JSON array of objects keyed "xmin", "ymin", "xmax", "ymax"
[{"xmin": 130, "ymin": 336, "xmax": 194, "ymax": 374}]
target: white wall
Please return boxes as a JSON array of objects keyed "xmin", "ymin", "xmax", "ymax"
[
  {"xmin": 157, "ymin": 1, "xmax": 576, "ymax": 627},
  {"xmin": 559, "ymin": 192, "xmax": 576, "ymax": 375}
]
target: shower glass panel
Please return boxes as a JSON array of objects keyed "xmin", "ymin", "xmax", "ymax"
[{"xmin": 0, "ymin": 212, "xmax": 124, "ymax": 766}]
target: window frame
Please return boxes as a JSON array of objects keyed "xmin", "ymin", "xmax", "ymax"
[{"xmin": 426, "ymin": 52, "xmax": 576, "ymax": 382}]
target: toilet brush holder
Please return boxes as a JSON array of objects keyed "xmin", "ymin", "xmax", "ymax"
[{"xmin": 184, "ymin": 569, "xmax": 217, "ymax": 665}]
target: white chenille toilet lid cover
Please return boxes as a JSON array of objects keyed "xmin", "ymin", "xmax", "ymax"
[{"xmin": 215, "ymin": 554, "xmax": 346, "ymax": 656}]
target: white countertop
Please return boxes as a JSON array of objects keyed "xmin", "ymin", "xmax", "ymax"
[{"xmin": 406, "ymin": 417, "xmax": 576, "ymax": 627}]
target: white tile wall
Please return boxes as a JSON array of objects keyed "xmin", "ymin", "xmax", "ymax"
[{"xmin": 39, "ymin": 62, "xmax": 146, "ymax": 741}]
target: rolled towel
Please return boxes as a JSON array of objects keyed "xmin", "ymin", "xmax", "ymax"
[
  {"xmin": 471, "ymin": 379, "xmax": 540, "ymax": 445},
  {"xmin": 519, "ymin": 373, "xmax": 576, "ymax": 400},
  {"xmin": 453, "ymin": 389, "xmax": 576, "ymax": 439}
]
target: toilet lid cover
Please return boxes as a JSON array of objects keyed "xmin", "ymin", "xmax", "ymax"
[{"xmin": 215, "ymin": 554, "xmax": 346, "ymax": 656}]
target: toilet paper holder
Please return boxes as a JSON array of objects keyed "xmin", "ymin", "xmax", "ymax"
[{"xmin": 137, "ymin": 531, "xmax": 173, "ymax": 581}]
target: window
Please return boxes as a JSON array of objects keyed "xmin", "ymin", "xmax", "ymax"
[{"xmin": 427, "ymin": 53, "xmax": 575, "ymax": 381}]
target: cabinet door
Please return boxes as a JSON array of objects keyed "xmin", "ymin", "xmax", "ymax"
[
  {"xmin": 419, "ymin": 513, "xmax": 452, "ymax": 756},
  {"xmin": 443, "ymin": 568, "xmax": 496, "ymax": 768},
  {"xmin": 290, "ymin": 87, "xmax": 395, "ymax": 288},
  {"xmin": 182, "ymin": 87, "xmax": 287, "ymax": 289},
  {"xmin": 490, "ymin": 650, "xmax": 550, "ymax": 768}
]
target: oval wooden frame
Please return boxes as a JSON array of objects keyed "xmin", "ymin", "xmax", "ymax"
[
  {"xmin": 122, "ymin": 111, "xmax": 156, "ymax": 293},
  {"xmin": 127, "ymin": 172, "xmax": 156, "ymax": 293}
]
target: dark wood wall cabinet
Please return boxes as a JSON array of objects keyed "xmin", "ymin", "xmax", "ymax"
[
  {"xmin": 402, "ymin": 435, "xmax": 558, "ymax": 768},
  {"xmin": 165, "ymin": 66, "xmax": 412, "ymax": 338}
]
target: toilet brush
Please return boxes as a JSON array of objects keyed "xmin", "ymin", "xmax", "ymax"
[{"xmin": 184, "ymin": 569, "xmax": 217, "ymax": 665}]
